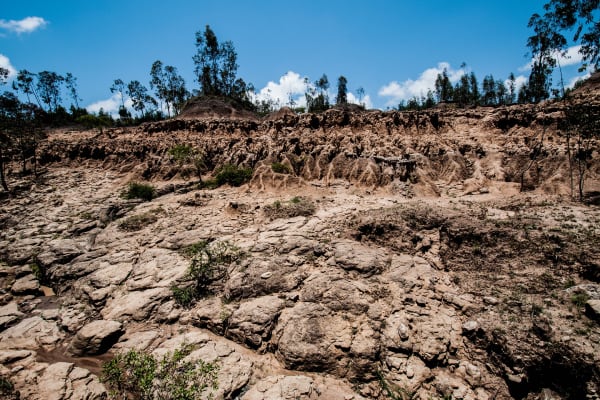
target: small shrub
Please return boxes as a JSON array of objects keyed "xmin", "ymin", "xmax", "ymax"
[
  {"xmin": 123, "ymin": 182, "xmax": 155, "ymax": 201},
  {"xmin": 169, "ymin": 144, "xmax": 206, "ymax": 179},
  {"xmin": 571, "ymin": 291, "xmax": 590, "ymax": 308},
  {"xmin": 118, "ymin": 208, "xmax": 164, "ymax": 231},
  {"xmin": 214, "ymin": 164, "xmax": 253, "ymax": 187},
  {"xmin": 200, "ymin": 178, "xmax": 219, "ymax": 190},
  {"xmin": 171, "ymin": 285, "xmax": 196, "ymax": 308},
  {"xmin": 263, "ymin": 197, "xmax": 316, "ymax": 220},
  {"xmin": 271, "ymin": 162, "xmax": 291, "ymax": 174},
  {"xmin": 0, "ymin": 375, "xmax": 18, "ymax": 399},
  {"xmin": 168, "ymin": 144, "xmax": 194, "ymax": 163},
  {"xmin": 102, "ymin": 344, "xmax": 219, "ymax": 400},
  {"xmin": 172, "ymin": 241, "xmax": 242, "ymax": 306}
]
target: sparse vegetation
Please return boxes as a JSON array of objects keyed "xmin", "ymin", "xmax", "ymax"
[
  {"xmin": 0, "ymin": 375, "xmax": 18, "ymax": 400},
  {"xmin": 571, "ymin": 291, "xmax": 590, "ymax": 309},
  {"xmin": 101, "ymin": 344, "xmax": 219, "ymax": 400},
  {"xmin": 123, "ymin": 182, "xmax": 156, "ymax": 201},
  {"xmin": 377, "ymin": 370, "xmax": 415, "ymax": 400},
  {"xmin": 214, "ymin": 164, "xmax": 253, "ymax": 187},
  {"xmin": 172, "ymin": 240, "xmax": 242, "ymax": 306},
  {"xmin": 118, "ymin": 208, "xmax": 164, "ymax": 231},
  {"xmin": 271, "ymin": 162, "xmax": 291, "ymax": 174},
  {"xmin": 168, "ymin": 144, "xmax": 206, "ymax": 179},
  {"xmin": 263, "ymin": 196, "xmax": 316, "ymax": 219}
]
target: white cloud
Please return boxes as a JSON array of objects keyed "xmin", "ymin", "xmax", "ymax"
[
  {"xmin": 567, "ymin": 71, "xmax": 591, "ymax": 89},
  {"xmin": 0, "ymin": 54, "xmax": 17, "ymax": 81},
  {"xmin": 519, "ymin": 45, "xmax": 584, "ymax": 71},
  {"xmin": 86, "ymin": 94, "xmax": 133, "ymax": 118},
  {"xmin": 347, "ymin": 92, "xmax": 373, "ymax": 109},
  {"xmin": 0, "ymin": 16, "xmax": 48, "ymax": 34},
  {"xmin": 378, "ymin": 62, "xmax": 466, "ymax": 106},
  {"xmin": 253, "ymin": 71, "xmax": 374, "ymax": 110},
  {"xmin": 253, "ymin": 71, "xmax": 310, "ymax": 108}
]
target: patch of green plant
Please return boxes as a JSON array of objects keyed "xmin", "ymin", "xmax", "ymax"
[
  {"xmin": 118, "ymin": 208, "xmax": 164, "ymax": 231},
  {"xmin": 29, "ymin": 262, "xmax": 45, "ymax": 283},
  {"xmin": 376, "ymin": 370, "xmax": 415, "ymax": 400},
  {"xmin": 200, "ymin": 178, "xmax": 219, "ymax": 190},
  {"xmin": 214, "ymin": 164, "xmax": 253, "ymax": 187},
  {"xmin": 0, "ymin": 375, "xmax": 18, "ymax": 399},
  {"xmin": 169, "ymin": 144, "xmax": 194, "ymax": 163},
  {"xmin": 171, "ymin": 285, "xmax": 196, "ymax": 308},
  {"xmin": 123, "ymin": 182, "xmax": 155, "ymax": 201},
  {"xmin": 263, "ymin": 197, "xmax": 316, "ymax": 219},
  {"xmin": 530, "ymin": 303, "xmax": 543, "ymax": 317},
  {"xmin": 271, "ymin": 162, "xmax": 291, "ymax": 174},
  {"xmin": 101, "ymin": 343, "xmax": 219, "ymax": 400},
  {"xmin": 168, "ymin": 144, "xmax": 206, "ymax": 179},
  {"xmin": 173, "ymin": 240, "xmax": 242, "ymax": 306},
  {"xmin": 563, "ymin": 278, "xmax": 576, "ymax": 289},
  {"xmin": 571, "ymin": 291, "xmax": 590, "ymax": 308}
]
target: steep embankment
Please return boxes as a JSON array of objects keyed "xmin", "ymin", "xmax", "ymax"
[
  {"xmin": 39, "ymin": 99, "xmax": 600, "ymax": 198},
  {"xmin": 0, "ymin": 94, "xmax": 599, "ymax": 400}
]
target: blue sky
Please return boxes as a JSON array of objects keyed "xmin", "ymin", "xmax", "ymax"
[{"xmin": 0, "ymin": 0, "xmax": 591, "ymax": 113}]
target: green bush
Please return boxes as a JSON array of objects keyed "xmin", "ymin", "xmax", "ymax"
[
  {"xmin": 571, "ymin": 291, "xmax": 590, "ymax": 308},
  {"xmin": 169, "ymin": 145, "xmax": 206, "ymax": 179},
  {"xmin": 0, "ymin": 375, "xmax": 18, "ymax": 400},
  {"xmin": 172, "ymin": 241, "xmax": 242, "ymax": 306},
  {"xmin": 263, "ymin": 197, "xmax": 316, "ymax": 220},
  {"xmin": 118, "ymin": 208, "xmax": 165, "ymax": 231},
  {"xmin": 171, "ymin": 285, "xmax": 196, "ymax": 308},
  {"xmin": 271, "ymin": 162, "xmax": 292, "ymax": 174},
  {"xmin": 168, "ymin": 144, "xmax": 195, "ymax": 163},
  {"xmin": 102, "ymin": 344, "xmax": 218, "ymax": 400},
  {"xmin": 214, "ymin": 164, "xmax": 253, "ymax": 187},
  {"xmin": 123, "ymin": 182, "xmax": 155, "ymax": 201}
]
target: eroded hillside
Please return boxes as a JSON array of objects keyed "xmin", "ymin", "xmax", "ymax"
[{"xmin": 0, "ymin": 93, "xmax": 599, "ymax": 400}]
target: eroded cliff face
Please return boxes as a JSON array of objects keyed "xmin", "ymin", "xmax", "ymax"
[
  {"xmin": 0, "ymin": 97, "xmax": 599, "ymax": 400},
  {"xmin": 38, "ymin": 100, "xmax": 599, "ymax": 198}
]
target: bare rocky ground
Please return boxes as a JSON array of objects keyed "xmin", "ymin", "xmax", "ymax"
[{"xmin": 0, "ymin": 92, "xmax": 599, "ymax": 399}]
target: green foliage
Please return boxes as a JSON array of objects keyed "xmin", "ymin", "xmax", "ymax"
[
  {"xmin": 571, "ymin": 291, "xmax": 590, "ymax": 308},
  {"xmin": 169, "ymin": 144, "xmax": 194, "ymax": 162},
  {"xmin": 336, "ymin": 75, "xmax": 348, "ymax": 105},
  {"xmin": 123, "ymin": 182, "xmax": 156, "ymax": 201},
  {"xmin": 76, "ymin": 113, "xmax": 112, "ymax": 130},
  {"xmin": 377, "ymin": 370, "xmax": 415, "ymax": 400},
  {"xmin": 150, "ymin": 61, "xmax": 189, "ymax": 117},
  {"xmin": 168, "ymin": 144, "xmax": 205, "ymax": 179},
  {"xmin": 30, "ymin": 262, "xmax": 44, "ymax": 282},
  {"xmin": 214, "ymin": 164, "xmax": 253, "ymax": 187},
  {"xmin": 193, "ymin": 25, "xmax": 251, "ymax": 104},
  {"xmin": 119, "ymin": 212, "xmax": 159, "ymax": 231},
  {"xmin": 172, "ymin": 240, "xmax": 242, "ymax": 305},
  {"xmin": 263, "ymin": 196, "xmax": 316, "ymax": 219},
  {"xmin": 171, "ymin": 285, "xmax": 196, "ymax": 308},
  {"xmin": 306, "ymin": 73, "xmax": 330, "ymax": 113},
  {"xmin": 102, "ymin": 344, "xmax": 219, "ymax": 400},
  {"xmin": 271, "ymin": 162, "xmax": 291, "ymax": 174}
]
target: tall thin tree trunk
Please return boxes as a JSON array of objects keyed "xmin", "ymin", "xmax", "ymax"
[{"xmin": 0, "ymin": 147, "xmax": 8, "ymax": 192}]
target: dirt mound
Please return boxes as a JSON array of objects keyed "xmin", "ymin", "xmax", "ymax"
[
  {"xmin": 178, "ymin": 96, "xmax": 257, "ymax": 120},
  {"xmin": 264, "ymin": 106, "xmax": 296, "ymax": 121}
]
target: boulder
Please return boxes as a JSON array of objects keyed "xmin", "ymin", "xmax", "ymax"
[
  {"xmin": 68, "ymin": 320, "xmax": 124, "ymax": 356},
  {"xmin": 10, "ymin": 275, "xmax": 40, "ymax": 296},
  {"xmin": 585, "ymin": 299, "xmax": 600, "ymax": 322},
  {"xmin": 227, "ymin": 295, "xmax": 285, "ymax": 348},
  {"xmin": 0, "ymin": 303, "xmax": 24, "ymax": 330},
  {"xmin": 331, "ymin": 240, "xmax": 390, "ymax": 276},
  {"xmin": 37, "ymin": 362, "xmax": 107, "ymax": 400}
]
